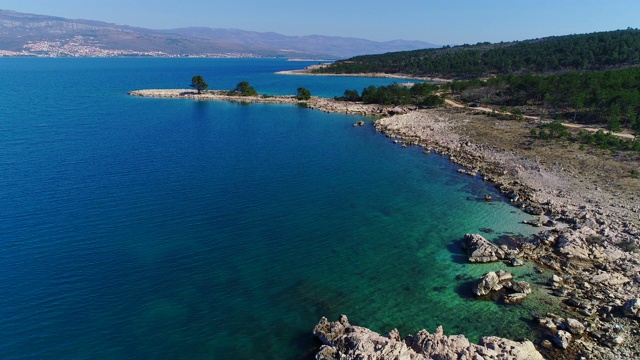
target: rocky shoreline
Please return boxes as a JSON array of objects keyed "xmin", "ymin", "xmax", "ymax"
[
  {"xmin": 375, "ymin": 109, "xmax": 640, "ymax": 359},
  {"xmin": 313, "ymin": 315, "xmax": 544, "ymax": 360},
  {"xmin": 129, "ymin": 89, "xmax": 640, "ymax": 359}
]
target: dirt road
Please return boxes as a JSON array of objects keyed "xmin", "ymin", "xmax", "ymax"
[{"xmin": 444, "ymin": 98, "xmax": 636, "ymax": 140}]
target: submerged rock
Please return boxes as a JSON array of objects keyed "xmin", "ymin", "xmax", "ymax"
[
  {"xmin": 504, "ymin": 292, "xmax": 529, "ymax": 304},
  {"xmin": 314, "ymin": 315, "xmax": 544, "ymax": 360},
  {"xmin": 497, "ymin": 269, "xmax": 514, "ymax": 282}
]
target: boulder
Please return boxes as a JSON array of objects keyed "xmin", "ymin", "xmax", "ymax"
[
  {"xmin": 506, "ymin": 281, "xmax": 532, "ymax": 295},
  {"xmin": 478, "ymin": 337, "xmax": 543, "ymax": 360},
  {"xmin": 472, "ymin": 272, "xmax": 532, "ymax": 304},
  {"xmin": 553, "ymin": 330, "xmax": 572, "ymax": 349},
  {"xmin": 590, "ymin": 271, "xmax": 631, "ymax": 286},
  {"xmin": 564, "ymin": 318, "xmax": 585, "ymax": 335},
  {"xmin": 608, "ymin": 335, "xmax": 625, "ymax": 347},
  {"xmin": 463, "ymin": 233, "xmax": 506, "ymax": 263},
  {"xmin": 537, "ymin": 317, "xmax": 558, "ymax": 332},
  {"xmin": 473, "ymin": 271, "xmax": 502, "ymax": 296},
  {"xmin": 549, "ymin": 274, "xmax": 563, "ymax": 289},
  {"xmin": 496, "ymin": 270, "xmax": 514, "ymax": 282},
  {"xmin": 524, "ymin": 205, "xmax": 544, "ymax": 215},
  {"xmin": 504, "ymin": 292, "xmax": 529, "ymax": 304},
  {"xmin": 510, "ymin": 257, "xmax": 525, "ymax": 266},
  {"xmin": 556, "ymin": 232, "xmax": 591, "ymax": 259},
  {"xmin": 622, "ymin": 298, "xmax": 640, "ymax": 318}
]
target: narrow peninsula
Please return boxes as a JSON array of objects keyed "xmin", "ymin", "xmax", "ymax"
[{"xmin": 128, "ymin": 89, "xmax": 414, "ymax": 117}]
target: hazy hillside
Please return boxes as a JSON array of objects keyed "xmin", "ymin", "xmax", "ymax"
[
  {"xmin": 0, "ymin": 10, "xmax": 437, "ymax": 58},
  {"xmin": 165, "ymin": 27, "xmax": 437, "ymax": 58}
]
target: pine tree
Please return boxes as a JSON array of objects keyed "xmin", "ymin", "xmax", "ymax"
[{"xmin": 190, "ymin": 75, "xmax": 208, "ymax": 94}]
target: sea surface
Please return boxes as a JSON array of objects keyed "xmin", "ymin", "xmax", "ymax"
[{"xmin": 0, "ymin": 58, "xmax": 550, "ymax": 359}]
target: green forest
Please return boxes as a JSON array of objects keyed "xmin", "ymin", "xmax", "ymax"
[
  {"xmin": 448, "ymin": 67, "xmax": 640, "ymax": 132},
  {"xmin": 323, "ymin": 29, "xmax": 640, "ymax": 138},
  {"xmin": 315, "ymin": 29, "xmax": 640, "ymax": 79}
]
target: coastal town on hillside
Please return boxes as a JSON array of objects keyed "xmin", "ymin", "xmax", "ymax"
[{"xmin": 0, "ymin": 36, "xmax": 260, "ymax": 58}]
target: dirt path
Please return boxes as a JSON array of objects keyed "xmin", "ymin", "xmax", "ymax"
[{"xmin": 444, "ymin": 98, "xmax": 636, "ymax": 139}]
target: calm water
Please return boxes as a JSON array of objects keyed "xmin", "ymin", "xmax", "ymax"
[{"xmin": 0, "ymin": 58, "xmax": 548, "ymax": 359}]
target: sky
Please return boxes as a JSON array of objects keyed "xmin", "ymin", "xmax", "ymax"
[{"xmin": 2, "ymin": 0, "xmax": 640, "ymax": 45}]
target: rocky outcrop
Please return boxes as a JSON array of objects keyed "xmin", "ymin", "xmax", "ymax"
[
  {"xmin": 463, "ymin": 233, "xmax": 509, "ymax": 263},
  {"xmin": 314, "ymin": 315, "xmax": 544, "ymax": 360},
  {"xmin": 473, "ymin": 271, "xmax": 532, "ymax": 304},
  {"xmin": 533, "ymin": 313, "xmax": 588, "ymax": 351},
  {"xmin": 555, "ymin": 228, "xmax": 595, "ymax": 260}
]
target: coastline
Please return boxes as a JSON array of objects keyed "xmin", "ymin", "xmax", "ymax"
[
  {"xmin": 130, "ymin": 89, "xmax": 640, "ymax": 358},
  {"xmin": 275, "ymin": 68, "xmax": 449, "ymax": 82},
  {"xmin": 374, "ymin": 109, "xmax": 640, "ymax": 359}
]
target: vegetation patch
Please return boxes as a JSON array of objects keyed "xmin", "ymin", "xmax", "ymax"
[{"xmin": 335, "ymin": 82, "xmax": 444, "ymax": 107}]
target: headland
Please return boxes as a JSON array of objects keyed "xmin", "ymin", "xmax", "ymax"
[{"xmin": 275, "ymin": 64, "xmax": 448, "ymax": 82}]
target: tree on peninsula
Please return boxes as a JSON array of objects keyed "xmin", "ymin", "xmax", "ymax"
[
  {"xmin": 231, "ymin": 81, "xmax": 258, "ymax": 96},
  {"xmin": 190, "ymin": 75, "xmax": 208, "ymax": 94},
  {"xmin": 296, "ymin": 87, "xmax": 311, "ymax": 100}
]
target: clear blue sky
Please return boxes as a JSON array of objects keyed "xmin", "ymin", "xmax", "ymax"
[{"xmin": 3, "ymin": 0, "xmax": 640, "ymax": 45}]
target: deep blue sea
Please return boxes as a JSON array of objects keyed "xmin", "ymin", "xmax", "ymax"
[{"xmin": 0, "ymin": 58, "xmax": 551, "ymax": 359}]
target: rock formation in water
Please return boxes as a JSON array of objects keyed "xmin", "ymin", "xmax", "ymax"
[
  {"xmin": 463, "ymin": 233, "xmax": 511, "ymax": 263},
  {"xmin": 314, "ymin": 315, "xmax": 544, "ymax": 360},
  {"xmin": 473, "ymin": 270, "xmax": 532, "ymax": 304}
]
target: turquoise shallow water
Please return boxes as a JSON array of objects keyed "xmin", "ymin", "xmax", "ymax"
[{"xmin": 0, "ymin": 58, "xmax": 548, "ymax": 359}]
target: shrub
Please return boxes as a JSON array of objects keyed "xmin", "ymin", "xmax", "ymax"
[
  {"xmin": 586, "ymin": 235, "xmax": 604, "ymax": 246},
  {"xmin": 232, "ymin": 81, "xmax": 258, "ymax": 96},
  {"xmin": 619, "ymin": 240, "xmax": 639, "ymax": 253}
]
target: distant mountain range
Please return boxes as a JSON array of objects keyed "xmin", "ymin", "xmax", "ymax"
[{"xmin": 0, "ymin": 10, "xmax": 438, "ymax": 58}]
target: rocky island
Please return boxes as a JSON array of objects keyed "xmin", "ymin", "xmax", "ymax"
[{"xmin": 130, "ymin": 88, "xmax": 640, "ymax": 359}]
